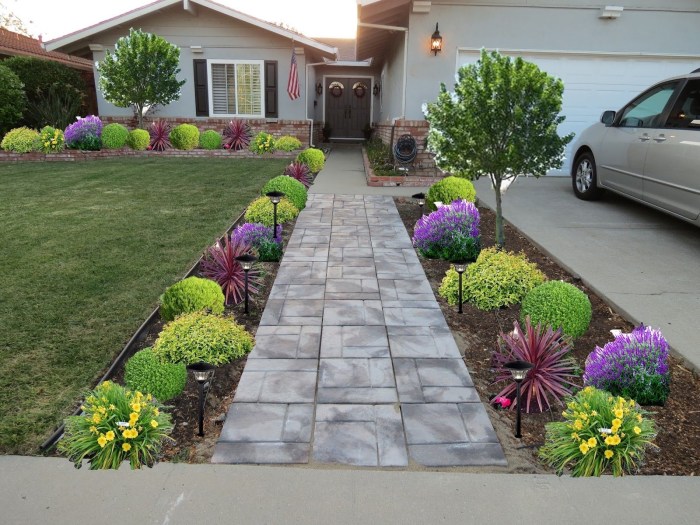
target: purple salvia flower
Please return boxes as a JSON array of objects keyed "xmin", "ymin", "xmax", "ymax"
[
  {"xmin": 64, "ymin": 115, "xmax": 103, "ymax": 147},
  {"xmin": 412, "ymin": 199, "xmax": 481, "ymax": 261},
  {"xmin": 232, "ymin": 222, "xmax": 281, "ymax": 248}
]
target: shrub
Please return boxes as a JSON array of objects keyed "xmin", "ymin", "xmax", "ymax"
[
  {"xmin": 539, "ymin": 386, "xmax": 657, "ymax": 476},
  {"xmin": 127, "ymin": 129, "xmax": 150, "ymax": 151},
  {"xmin": 199, "ymin": 129, "xmax": 222, "ymax": 150},
  {"xmin": 35, "ymin": 126, "xmax": 65, "ymax": 153},
  {"xmin": 0, "ymin": 64, "xmax": 26, "ymax": 135},
  {"xmin": 438, "ymin": 267, "xmax": 462, "ymax": 306},
  {"xmin": 25, "ymin": 84, "xmax": 83, "ymax": 131},
  {"xmin": 200, "ymin": 236, "xmax": 262, "ymax": 305},
  {"xmin": 283, "ymin": 161, "xmax": 312, "ymax": 188},
  {"xmin": 296, "ymin": 147, "xmax": 325, "ymax": 173},
  {"xmin": 169, "ymin": 123, "xmax": 199, "ymax": 150},
  {"xmin": 521, "ymin": 280, "xmax": 592, "ymax": 338},
  {"xmin": 58, "ymin": 381, "xmax": 173, "ymax": 470},
  {"xmin": 584, "ymin": 325, "xmax": 670, "ymax": 405},
  {"xmin": 412, "ymin": 199, "xmax": 481, "ymax": 262},
  {"xmin": 101, "ymin": 123, "xmax": 129, "ymax": 149},
  {"xmin": 261, "ymin": 175, "xmax": 308, "ymax": 211},
  {"xmin": 124, "ymin": 348, "xmax": 187, "ymax": 402},
  {"xmin": 148, "ymin": 120, "xmax": 171, "ymax": 151},
  {"xmin": 250, "ymin": 131, "xmax": 275, "ymax": 154},
  {"xmin": 244, "ymin": 196, "xmax": 299, "ymax": 227},
  {"xmin": 160, "ymin": 276, "xmax": 225, "ymax": 321},
  {"xmin": 491, "ymin": 317, "xmax": 578, "ymax": 413},
  {"xmin": 275, "ymin": 135, "xmax": 302, "ymax": 151},
  {"xmin": 463, "ymin": 247, "xmax": 545, "ymax": 310},
  {"xmin": 222, "ymin": 120, "xmax": 251, "ymax": 151},
  {"xmin": 64, "ymin": 115, "xmax": 102, "ymax": 150},
  {"xmin": 232, "ymin": 223, "xmax": 283, "ymax": 262},
  {"xmin": 1, "ymin": 127, "xmax": 39, "ymax": 153},
  {"xmin": 153, "ymin": 312, "xmax": 254, "ymax": 366},
  {"xmin": 426, "ymin": 176, "xmax": 476, "ymax": 211}
]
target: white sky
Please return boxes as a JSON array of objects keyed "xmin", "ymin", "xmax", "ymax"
[{"xmin": 6, "ymin": 0, "xmax": 357, "ymax": 40}]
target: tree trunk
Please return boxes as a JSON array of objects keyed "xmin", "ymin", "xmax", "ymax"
[
  {"xmin": 135, "ymin": 104, "xmax": 144, "ymax": 129},
  {"xmin": 491, "ymin": 174, "xmax": 505, "ymax": 247}
]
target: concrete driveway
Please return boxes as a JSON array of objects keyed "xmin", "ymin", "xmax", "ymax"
[{"xmin": 474, "ymin": 176, "xmax": 700, "ymax": 370}]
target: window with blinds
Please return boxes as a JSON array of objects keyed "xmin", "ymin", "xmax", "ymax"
[{"xmin": 209, "ymin": 61, "xmax": 263, "ymax": 117}]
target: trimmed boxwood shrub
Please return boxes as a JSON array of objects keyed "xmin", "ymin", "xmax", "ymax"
[
  {"xmin": 199, "ymin": 129, "xmax": 222, "ymax": 150},
  {"xmin": 261, "ymin": 175, "xmax": 308, "ymax": 211},
  {"xmin": 1, "ymin": 127, "xmax": 39, "ymax": 153},
  {"xmin": 244, "ymin": 196, "xmax": 299, "ymax": 227},
  {"xmin": 521, "ymin": 281, "xmax": 592, "ymax": 338},
  {"xmin": 101, "ymin": 123, "xmax": 129, "ymax": 149},
  {"xmin": 275, "ymin": 135, "xmax": 302, "ymax": 151},
  {"xmin": 153, "ymin": 312, "xmax": 254, "ymax": 366},
  {"xmin": 296, "ymin": 147, "xmax": 325, "ymax": 173},
  {"xmin": 124, "ymin": 348, "xmax": 187, "ymax": 401},
  {"xmin": 169, "ymin": 123, "xmax": 199, "ymax": 150},
  {"xmin": 160, "ymin": 276, "xmax": 225, "ymax": 322},
  {"xmin": 0, "ymin": 64, "xmax": 26, "ymax": 135},
  {"xmin": 426, "ymin": 176, "xmax": 477, "ymax": 211},
  {"xmin": 127, "ymin": 129, "xmax": 150, "ymax": 151}
]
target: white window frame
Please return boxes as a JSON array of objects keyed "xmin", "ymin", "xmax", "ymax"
[{"xmin": 207, "ymin": 59, "xmax": 265, "ymax": 118}]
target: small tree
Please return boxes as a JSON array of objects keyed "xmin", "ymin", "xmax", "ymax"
[
  {"xmin": 0, "ymin": 64, "xmax": 26, "ymax": 134},
  {"xmin": 426, "ymin": 49, "xmax": 573, "ymax": 247},
  {"xmin": 97, "ymin": 28, "xmax": 185, "ymax": 128}
]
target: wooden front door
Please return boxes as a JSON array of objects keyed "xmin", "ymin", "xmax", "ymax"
[{"xmin": 325, "ymin": 77, "xmax": 371, "ymax": 139}]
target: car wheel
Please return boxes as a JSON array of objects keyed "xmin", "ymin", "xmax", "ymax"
[{"xmin": 572, "ymin": 152, "xmax": 604, "ymax": 201}]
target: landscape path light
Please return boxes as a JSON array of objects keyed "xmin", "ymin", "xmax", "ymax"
[
  {"xmin": 266, "ymin": 191, "xmax": 285, "ymax": 242},
  {"xmin": 504, "ymin": 360, "xmax": 534, "ymax": 438},
  {"xmin": 412, "ymin": 192, "xmax": 426, "ymax": 214},
  {"xmin": 453, "ymin": 261, "xmax": 467, "ymax": 314},
  {"xmin": 235, "ymin": 253, "xmax": 257, "ymax": 315},
  {"xmin": 187, "ymin": 362, "xmax": 216, "ymax": 437}
]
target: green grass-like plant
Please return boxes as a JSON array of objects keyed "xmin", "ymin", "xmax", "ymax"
[
  {"xmin": 127, "ymin": 129, "xmax": 150, "ymax": 151},
  {"xmin": 539, "ymin": 386, "xmax": 657, "ymax": 477},
  {"xmin": 35, "ymin": 126, "xmax": 65, "ymax": 153},
  {"xmin": 1, "ymin": 127, "xmax": 39, "ymax": 153},
  {"xmin": 521, "ymin": 280, "xmax": 592, "ymax": 338},
  {"xmin": 153, "ymin": 312, "xmax": 254, "ymax": 366},
  {"xmin": 124, "ymin": 348, "xmax": 187, "ymax": 402},
  {"xmin": 261, "ymin": 175, "xmax": 308, "ymax": 211},
  {"xmin": 426, "ymin": 176, "xmax": 476, "ymax": 211},
  {"xmin": 463, "ymin": 247, "xmax": 545, "ymax": 310},
  {"xmin": 169, "ymin": 123, "xmax": 200, "ymax": 151},
  {"xmin": 244, "ymin": 196, "xmax": 299, "ymax": 227},
  {"xmin": 101, "ymin": 123, "xmax": 129, "ymax": 149},
  {"xmin": 199, "ymin": 129, "xmax": 222, "ymax": 150},
  {"xmin": 275, "ymin": 135, "xmax": 302, "ymax": 151},
  {"xmin": 160, "ymin": 276, "xmax": 225, "ymax": 322},
  {"xmin": 296, "ymin": 147, "xmax": 325, "ymax": 173}
]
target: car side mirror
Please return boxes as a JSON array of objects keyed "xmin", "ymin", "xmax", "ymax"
[{"xmin": 601, "ymin": 110, "xmax": 616, "ymax": 126}]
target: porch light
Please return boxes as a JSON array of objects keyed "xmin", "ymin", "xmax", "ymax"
[
  {"xmin": 373, "ymin": 82, "xmax": 380, "ymax": 96},
  {"xmin": 430, "ymin": 23, "xmax": 442, "ymax": 56},
  {"xmin": 316, "ymin": 82, "xmax": 323, "ymax": 96}
]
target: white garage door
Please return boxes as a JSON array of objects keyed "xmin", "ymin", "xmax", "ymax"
[{"xmin": 457, "ymin": 50, "xmax": 700, "ymax": 175}]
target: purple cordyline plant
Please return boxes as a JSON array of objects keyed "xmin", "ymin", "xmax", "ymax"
[
  {"xmin": 283, "ymin": 161, "xmax": 312, "ymax": 188},
  {"xmin": 412, "ymin": 199, "xmax": 481, "ymax": 261},
  {"xmin": 199, "ymin": 236, "xmax": 261, "ymax": 305},
  {"xmin": 231, "ymin": 222, "xmax": 281, "ymax": 247},
  {"xmin": 148, "ymin": 120, "xmax": 172, "ymax": 151},
  {"xmin": 64, "ymin": 115, "xmax": 103, "ymax": 146},
  {"xmin": 223, "ymin": 120, "xmax": 251, "ymax": 151}
]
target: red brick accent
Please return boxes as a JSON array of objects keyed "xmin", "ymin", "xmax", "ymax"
[
  {"xmin": 0, "ymin": 149, "xmax": 297, "ymax": 163},
  {"xmin": 362, "ymin": 147, "xmax": 447, "ymax": 187},
  {"xmin": 373, "ymin": 119, "xmax": 436, "ymax": 171}
]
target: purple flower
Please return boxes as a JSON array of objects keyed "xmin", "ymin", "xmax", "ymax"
[
  {"xmin": 232, "ymin": 222, "xmax": 281, "ymax": 247},
  {"xmin": 412, "ymin": 199, "xmax": 481, "ymax": 261},
  {"xmin": 64, "ymin": 115, "xmax": 103, "ymax": 149}
]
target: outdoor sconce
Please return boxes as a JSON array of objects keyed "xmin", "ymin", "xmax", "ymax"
[
  {"xmin": 373, "ymin": 82, "xmax": 380, "ymax": 96},
  {"xmin": 412, "ymin": 192, "xmax": 426, "ymax": 213},
  {"xmin": 453, "ymin": 261, "xmax": 467, "ymax": 314},
  {"xmin": 235, "ymin": 254, "xmax": 257, "ymax": 315},
  {"xmin": 316, "ymin": 82, "xmax": 323, "ymax": 96},
  {"xmin": 187, "ymin": 361, "xmax": 216, "ymax": 437},
  {"xmin": 504, "ymin": 360, "xmax": 534, "ymax": 438},
  {"xmin": 266, "ymin": 191, "xmax": 285, "ymax": 242},
  {"xmin": 430, "ymin": 23, "xmax": 442, "ymax": 56}
]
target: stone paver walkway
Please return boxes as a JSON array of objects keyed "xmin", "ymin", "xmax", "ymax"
[{"xmin": 212, "ymin": 194, "xmax": 505, "ymax": 467}]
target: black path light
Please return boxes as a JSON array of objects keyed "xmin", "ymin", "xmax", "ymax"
[
  {"xmin": 235, "ymin": 253, "xmax": 257, "ymax": 315},
  {"xmin": 187, "ymin": 361, "xmax": 216, "ymax": 437},
  {"xmin": 453, "ymin": 261, "xmax": 467, "ymax": 314},
  {"xmin": 266, "ymin": 191, "xmax": 285, "ymax": 242},
  {"xmin": 504, "ymin": 360, "xmax": 534, "ymax": 438},
  {"xmin": 411, "ymin": 192, "xmax": 426, "ymax": 214}
]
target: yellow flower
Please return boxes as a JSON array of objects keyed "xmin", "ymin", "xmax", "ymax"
[
  {"xmin": 605, "ymin": 436, "xmax": 614, "ymax": 446},
  {"xmin": 571, "ymin": 432, "xmax": 579, "ymax": 440},
  {"xmin": 109, "ymin": 404, "xmax": 116, "ymax": 410},
  {"xmin": 98, "ymin": 406, "xmax": 106, "ymax": 415},
  {"xmin": 611, "ymin": 435, "xmax": 621, "ymax": 446},
  {"xmin": 591, "ymin": 410, "xmax": 598, "ymax": 417},
  {"xmin": 633, "ymin": 426, "xmax": 641, "ymax": 435},
  {"xmin": 97, "ymin": 435, "xmax": 107, "ymax": 448},
  {"xmin": 131, "ymin": 403, "xmax": 141, "ymax": 412},
  {"xmin": 122, "ymin": 443, "xmax": 131, "ymax": 452},
  {"xmin": 587, "ymin": 437, "xmax": 597, "ymax": 447},
  {"xmin": 562, "ymin": 411, "xmax": 568, "ymax": 418},
  {"xmin": 612, "ymin": 418, "xmax": 622, "ymax": 429},
  {"xmin": 614, "ymin": 409, "xmax": 624, "ymax": 419},
  {"xmin": 604, "ymin": 449, "xmax": 614, "ymax": 459},
  {"xmin": 92, "ymin": 413, "xmax": 102, "ymax": 424},
  {"xmin": 153, "ymin": 408, "xmax": 159, "ymax": 417},
  {"xmin": 579, "ymin": 443, "xmax": 589, "ymax": 455},
  {"xmin": 573, "ymin": 420, "xmax": 583, "ymax": 431},
  {"xmin": 150, "ymin": 419, "xmax": 158, "ymax": 428},
  {"xmin": 105, "ymin": 431, "xmax": 115, "ymax": 441},
  {"xmin": 637, "ymin": 414, "xmax": 643, "ymax": 423}
]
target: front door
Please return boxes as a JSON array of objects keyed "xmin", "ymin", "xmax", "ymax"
[{"xmin": 325, "ymin": 77, "xmax": 371, "ymax": 139}]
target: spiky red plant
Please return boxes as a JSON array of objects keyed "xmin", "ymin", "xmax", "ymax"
[
  {"xmin": 199, "ymin": 237, "xmax": 261, "ymax": 305},
  {"xmin": 149, "ymin": 120, "xmax": 172, "ymax": 151},
  {"xmin": 283, "ymin": 161, "xmax": 312, "ymax": 188},
  {"xmin": 223, "ymin": 120, "xmax": 251, "ymax": 151},
  {"xmin": 491, "ymin": 317, "xmax": 578, "ymax": 413}
]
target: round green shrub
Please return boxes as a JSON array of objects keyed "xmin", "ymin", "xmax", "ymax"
[
  {"xmin": 160, "ymin": 276, "xmax": 225, "ymax": 322},
  {"xmin": 463, "ymin": 247, "xmax": 546, "ymax": 310},
  {"xmin": 169, "ymin": 123, "xmax": 200, "ymax": 151},
  {"xmin": 261, "ymin": 175, "xmax": 308, "ymax": 211},
  {"xmin": 199, "ymin": 129, "xmax": 222, "ymax": 150},
  {"xmin": 521, "ymin": 280, "xmax": 592, "ymax": 338},
  {"xmin": 127, "ymin": 129, "xmax": 150, "ymax": 151},
  {"xmin": 426, "ymin": 176, "xmax": 477, "ymax": 211},
  {"xmin": 0, "ymin": 64, "xmax": 26, "ymax": 135},
  {"xmin": 124, "ymin": 347, "xmax": 187, "ymax": 401},
  {"xmin": 1, "ymin": 127, "xmax": 39, "ymax": 153},
  {"xmin": 244, "ymin": 196, "xmax": 299, "ymax": 227},
  {"xmin": 438, "ymin": 267, "xmax": 463, "ymax": 306},
  {"xmin": 101, "ymin": 123, "xmax": 129, "ymax": 149},
  {"xmin": 296, "ymin": 148, "xmax": 325, "ymax": 173},
  {"xmin": 275, "ymin": 135, "xmax": 302, "ymax": 151},
  {"xmin": 153, "ymin": 312, "xmax": 254, "ymax": 366}
]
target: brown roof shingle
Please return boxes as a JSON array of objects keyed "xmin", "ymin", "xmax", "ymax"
[
  {"xmin": 319, "ymin": 38, "xmax": 356, "ymax": 61},
  {"xmin": 0, "ymin": 28, "xmax": 93, "ymax": 70}
]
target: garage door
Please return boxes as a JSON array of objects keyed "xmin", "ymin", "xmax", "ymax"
[{"xmin": 457, "ymin": 50, "xmax": 700, "ymax": 175}]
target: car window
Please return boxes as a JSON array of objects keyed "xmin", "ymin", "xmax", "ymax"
[
  {"xmin": 664, "ymin": 79, "xmax": 700, "ymax": 129},
  {"xmin": 618, "ymin": 82, "xmax": 679, "ymax": 128}
]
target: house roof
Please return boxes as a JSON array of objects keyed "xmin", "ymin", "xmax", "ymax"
[
  {"xmin": 45, "ymin": 0, "xmax": 337, "ymax": 58},
  {"xmin": 0, "ymin": 28, "xmax": 93, "ymax": 71},
  {"xmin": 356, "ymin": 0, "xmax": 410, "ymax": 61},
  {"xmin": 318, "ymin": 38, "xmax": 357, "ymax": 61}
]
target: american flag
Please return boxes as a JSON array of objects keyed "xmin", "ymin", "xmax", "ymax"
[{"xmin": 287, "ymin": 50, "xmax": 300, "ymax": 100}]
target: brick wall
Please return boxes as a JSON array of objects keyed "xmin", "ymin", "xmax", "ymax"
[{"xmin": 374, "ymin": 119, "xmax": 435, "ymax": 171}]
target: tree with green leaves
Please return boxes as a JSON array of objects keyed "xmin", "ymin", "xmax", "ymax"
[
  {"xmin": 425, "ymin": 49, "xmax": 573, "ymax": 247},
  {"xmin": 97, "ymin": 28, "xmax": 185, "ymax": 129},
  {"xmin": 0, "ymin": 1, "xmax": 30, "ymax": 35}
]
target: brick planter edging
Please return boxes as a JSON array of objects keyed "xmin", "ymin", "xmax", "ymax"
[
  {"xmin": 362, "ymin": 147, "xmax": 447, "ymax": 187},
  {"xmin": 0, "ymin": 149, "xmax": 298, "ymax": 163}
]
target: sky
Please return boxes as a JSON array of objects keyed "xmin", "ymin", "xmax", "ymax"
[{"xmin": 5, "ymin": 0, "xmax": 357, "ymax": 40}]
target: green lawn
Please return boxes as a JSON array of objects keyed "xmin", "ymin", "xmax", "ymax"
[{"xmin": 0, "ymin": 157, "xmax": 287, "ymax": 453}]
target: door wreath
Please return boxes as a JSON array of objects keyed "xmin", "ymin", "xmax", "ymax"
[
  {"xmin": 353, "ymin": 84, "xmax": 366, "ymax": 98},
  {"xmin": 330, "ymin": 83, "xmax": 343, "ymax": 97}
]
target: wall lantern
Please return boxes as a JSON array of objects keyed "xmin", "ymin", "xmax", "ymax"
[
  {"xmin": 316, "ymin": 82, "xmax": 323, "ymax": 96},
  {"xmin": 373, "ymin": 82, "xmax": 380, "ymax": 96},
  {"xmin": 430, "ymin": 23, "xmax": 442, "ymax": 56}
]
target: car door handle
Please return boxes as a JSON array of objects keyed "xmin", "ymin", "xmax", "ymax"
[
  {"xmin": 639, "ymin": 133, "xmax": 650, "ymax": 142},
  {"xmin": 653, "ymin": 134, "xmax": 667, "ymax": 143}
]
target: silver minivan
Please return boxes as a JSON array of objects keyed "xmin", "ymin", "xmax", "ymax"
[{"xmin": 571, "ymin": 72, "xmax": 700, "ymax": 226}]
